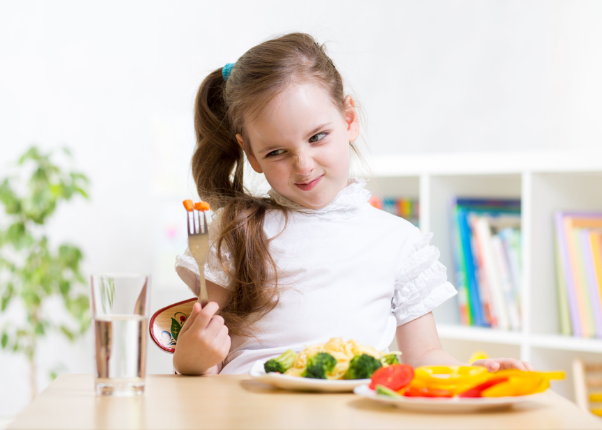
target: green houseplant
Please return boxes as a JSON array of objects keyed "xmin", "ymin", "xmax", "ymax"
[{"xmin": 0, "ymin": 146, "xmax": 90, "ymax": 400}]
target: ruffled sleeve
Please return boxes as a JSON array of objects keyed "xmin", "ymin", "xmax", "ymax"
[
  {"xmin": 391, "ymin": 230, "xmax": 457, "ymax": 326},
  {"xmin": 174, "ymin": 209, "xmax": 234, "ymax": 297}
]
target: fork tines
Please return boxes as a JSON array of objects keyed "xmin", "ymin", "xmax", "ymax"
[{"xmin": 187, "ymin": 209, "xmax": 208, "ymax": 235}]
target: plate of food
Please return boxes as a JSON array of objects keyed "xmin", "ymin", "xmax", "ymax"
[
  {"xmin": 249, "ymin": 338, "xmax": 401, "ymax": 392},
  {"xmin": 354, "ymin": 364, "xmax": 565, "ymax": 412}
]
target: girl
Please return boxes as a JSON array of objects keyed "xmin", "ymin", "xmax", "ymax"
[{"xmin": 173, "ymin": 33, "xmax": 532, "ymax": 376}]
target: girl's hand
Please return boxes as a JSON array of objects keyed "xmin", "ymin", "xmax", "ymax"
[
  {"xmin": 173, "ymin": 301, "xmax": 231, "ymax": 375},
  {"xmin": 472, "ymin": 358, "xmax": 535, "ymax": 372}
]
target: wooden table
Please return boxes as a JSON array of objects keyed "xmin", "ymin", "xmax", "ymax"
[{"xmin": 8, "ymin": 374, "xmax": 602, "ymax": 429}]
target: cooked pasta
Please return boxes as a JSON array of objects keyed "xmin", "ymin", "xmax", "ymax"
[{"xmin": 284, "ymin": 338, "xmax": 401, "ymax": 380}]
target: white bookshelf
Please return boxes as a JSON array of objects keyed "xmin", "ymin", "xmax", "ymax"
[{"xmin": 365, "ymin": 149, "xmax": 602, "ymax": 401}]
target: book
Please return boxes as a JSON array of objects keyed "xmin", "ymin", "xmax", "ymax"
[
  {"xmin": 473, "ymin": 217, "xmax": 509, "ymax": 330},
  {"xmin": 593, "ymin": 232, "xmax": 602, "ymax": 318},
  {"xmin": 499, "ymin": 228, "xmax": 523, "ymax": 327},
  {"xmin": 555, "ymin": 212, "xmax": 582, "ymax": 337},
  {"xmin": 470, "ymin": 216, "xmax": 494, "ymax": 327},
  {"xmin": 492, "ymin": 234, "xmax": 521, "ymax": 331},
  {"xmin": 581, "ymin": 228, "xmax": 602, "ymax": 338},
  {"xmin": 449, "ymin": 203, "xmax": 472, "ymax": 326},
  {"xmin": 458, "ymin": 207, "xmax": 485, "ymax": 326},
  {"xmin": 554, "ymin": 221, "xmax": 572, "ymax": 336}
]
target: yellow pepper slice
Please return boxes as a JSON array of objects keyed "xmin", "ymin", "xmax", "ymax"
[{"xmin": 413, "ymin": 366, "xmax": 490, "ymax": 395}]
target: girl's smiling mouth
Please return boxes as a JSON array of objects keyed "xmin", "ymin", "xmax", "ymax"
[{"xmin": 294, "ymin": 174, "xmax": 323, "ymax": 191}]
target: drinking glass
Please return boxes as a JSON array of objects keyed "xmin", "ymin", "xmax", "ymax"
[{"xmin": 90, "ymin": 273, "xmax": 151, "ymax": 396}]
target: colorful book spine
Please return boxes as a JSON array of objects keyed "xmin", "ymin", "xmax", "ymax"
[
  {"xmin": 582, "ymin": 229, "xmax": 602, "ymax": 338},
  {"xmin": 492, "ymin": 234, "xmax": 521, "ymax": 331},
  {"xmin": 469, "ymin": 215, "xmax": 493, "ymax": 327},
  {"xmin": 449, "ymin": 201, "xmax": 472, "ymax": 326},
  {"xmin": 499, "ymin": 228, "xmax": 522, "ymax": 324},
  {"xmin": 573, "ymin": 228, "xmax": 597, "ymax": 337},
  {"xmin": 593, "ymin": 232, "xmax": 602, "ymax": 318},
  {"xmin": 555, "ymin": 213, "xmax": 583, "ymax": 337},
  {"xmin": 554, "ymin": 220, "xmax": 572, "ymax": 336},
  {"xmin": 473, "ymin": 217, "xmax": 510, "ymax": 330},
  {"xmin": 458, "ymin": 208, "xmax": 486, "ymax": 327}
]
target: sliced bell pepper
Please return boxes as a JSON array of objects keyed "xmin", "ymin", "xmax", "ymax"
[
  {"xmin": 404, "ymin": 385, "xmax": 454, "ymax": 398},
  {"xmin": 458, "ymin": 377, "xmax": 508, "ymax": 398},
  {"xmin": 413, "ymin": 366, "xmax": 489, "ymax": 395}
]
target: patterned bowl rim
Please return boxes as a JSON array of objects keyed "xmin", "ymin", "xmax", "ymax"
[{"xmin": 149, "ymin": 297, "xmax": 197, "ymax": 354}]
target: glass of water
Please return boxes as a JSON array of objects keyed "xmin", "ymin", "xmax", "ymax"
[{"xmin": 90, "ymin": 273, "xmax": 150, "ymax": 396}]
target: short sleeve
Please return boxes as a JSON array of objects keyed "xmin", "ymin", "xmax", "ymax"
[
  {"xmin": 391, "ymin": 230, "xmax": 457, "ymax": 326},
  {"xmin": 174, "ymin": 209, "xmax": 234, "ymax": 297}
]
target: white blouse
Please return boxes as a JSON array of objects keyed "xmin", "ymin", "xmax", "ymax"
[{"xmin": 175, "ymin": 178, "xmax": 457, "ymax": 374}]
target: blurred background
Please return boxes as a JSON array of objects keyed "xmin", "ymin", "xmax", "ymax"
[{"xmin": 1, "ymin": 0, "xmax": 602, "ymax": 419}]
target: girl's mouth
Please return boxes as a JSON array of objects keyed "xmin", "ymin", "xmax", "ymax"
[{"xmin": 295, "ymin": 175, "xmax": 323, "ymax": 191}]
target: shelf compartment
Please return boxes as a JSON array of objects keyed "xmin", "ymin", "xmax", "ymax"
[
  {"xmin": 428, "ymin": 174, "xmax": 523, "ymax": 327},
  {"xmin": 529, "ymin": 172, "xmax": 602, "ymax": 337}
]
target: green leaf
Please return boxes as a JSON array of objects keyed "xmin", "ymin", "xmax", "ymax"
[
  {"xmin": 171, "ymin": 318, "xmax": 181, "ymax": 341},
  {"xmin": 34, "ymin": 322, "xmax": 45, "ymax": 336},
  {"xmin": 59, "ymin": 326, "xmax": 75, "ymax": 342},
  {"xmin": 1, "ymin": 282, "xmax": 14, "ymax": 311},
  {"xmin": 1, "ymin": 333, "xmax": 8, "ymax": 349}
]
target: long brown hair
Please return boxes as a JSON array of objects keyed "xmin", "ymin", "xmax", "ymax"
[{"xmin": 192, "ymin": 33, "xmax": 355, "ymax": 338}]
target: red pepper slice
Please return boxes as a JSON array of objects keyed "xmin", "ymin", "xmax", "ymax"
[
  {"xmin": 369, "ymin": 364, "xmax": 414, "ymax": 391},
  {"xmin": 458, "ymin": 377, "xmax": 509, "ymax": 398},
  {"xmin": 404, "ymin": 385, "xmax": 454, "ymax": 398}
]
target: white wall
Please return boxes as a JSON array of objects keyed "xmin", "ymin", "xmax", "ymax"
[{"xmin": 1, "ymin": 0, "xmax": 602, "ymax": 417}]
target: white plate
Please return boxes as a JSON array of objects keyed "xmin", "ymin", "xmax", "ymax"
[
  {"xmin": 249, "ymin": 359, "xmax": 370, "ymax": 392},
  {"xmin": 353, "ymin": 384, "xmax": 545, "ymax": 413}
]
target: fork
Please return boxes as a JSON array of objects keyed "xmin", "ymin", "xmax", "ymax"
[{"xmin": 187, "ymin": 209, "xmax": 210, "ymax": 305}]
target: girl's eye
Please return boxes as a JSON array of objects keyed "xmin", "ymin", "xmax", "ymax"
[
  {"xmin": 309, "ymin": 132, "xmax": 327, "ymax": 143},
  {"xmin": 266, "ymin": 149, "xmax": 285, "ymax": 158}
]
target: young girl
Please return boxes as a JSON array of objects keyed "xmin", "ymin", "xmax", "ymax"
[{"xmin": 173, "ymin": 33, "xmax": 532, "ymax": 376}]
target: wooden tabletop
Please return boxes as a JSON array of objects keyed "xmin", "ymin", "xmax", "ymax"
[{"xmin": 8, "ymin": 374, "xmax": 602, "ymax": 429}]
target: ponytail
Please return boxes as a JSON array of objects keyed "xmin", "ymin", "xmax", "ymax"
[{"xmin": 192, "ymin": 69, "xmax": 284, "ymax": 338}]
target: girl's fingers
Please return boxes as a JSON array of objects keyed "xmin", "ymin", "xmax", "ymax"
[
  {"xmin": 191, "ymin": 301, "xmax": 220, "ymax": 332},
  {"xmin": 179, "ymin": 302, "xmax": 201, "ymax": 335},
  {"xmin": 523, "ymin": 361, "xmax": 535, "ymax": 371},
  {"xmin": 474, "ymin": 358, "xmax": 534, "ymax": 371},
  {"xmin": 203, "ymin": 315, "xmax": 226, "ymax": 340},
  {"xmin": 218, "ymin": 326, "xmax": 232, "ymax": 357}
]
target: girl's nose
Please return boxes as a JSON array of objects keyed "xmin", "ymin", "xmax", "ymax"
[{"xmin": 293, "ymin": 150, "xmax": 314, "ymax": 176}]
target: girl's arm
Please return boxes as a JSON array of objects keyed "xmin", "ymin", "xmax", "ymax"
[
  {"xmin": 395, "ymin": 312, "xmax": 533, "ymax": 371},
  {"xmin": 173, "ymin": 280, "xmax": 232, "ymax": 375}
]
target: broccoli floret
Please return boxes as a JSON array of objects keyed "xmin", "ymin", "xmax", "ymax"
[
  {"xmin": 344, "ymin": 354, "xmax": 382, "ymax": 379},
  {"xmin": 264, "ymin": 349, "xmax": 297, "ymax": 374},
  {"xmin": 382, "ymin": 353, "xmax": 400, "ymax": 365},
  {"xmin": 303, "ymin": 352, "xmax": 337, "ymax": 379}
]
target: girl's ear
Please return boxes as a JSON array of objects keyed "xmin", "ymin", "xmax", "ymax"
[
  {"xmin": 236, "ymin": 134, "xmax": 263, "ymax": 174},
  {"xmin": 343, "ymin": 96, "xmax": 360, "ymax": 143}
]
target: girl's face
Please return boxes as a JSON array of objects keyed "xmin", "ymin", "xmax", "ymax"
[{"xmin": 237, "ymin": 82, "xmax": 359, "ymax": 210}]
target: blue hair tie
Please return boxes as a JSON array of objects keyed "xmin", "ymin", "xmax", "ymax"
[{"xmin": 222, "ymin": 63, "xmax": 235, "ymax": 81}]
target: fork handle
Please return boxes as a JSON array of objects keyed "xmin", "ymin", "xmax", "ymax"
[{"xmin": 199, "ymin": 272, "xmax": 209, "ymax": 305}]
